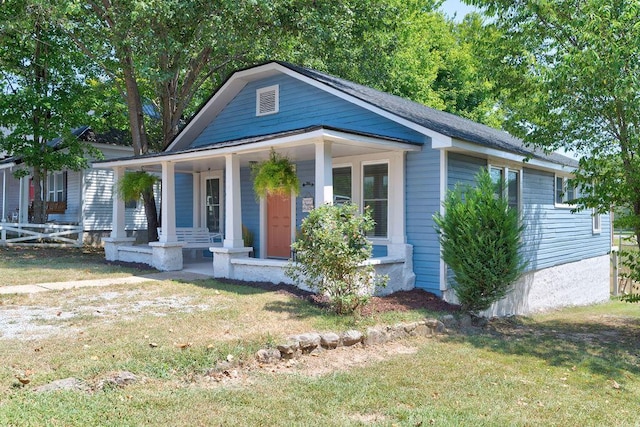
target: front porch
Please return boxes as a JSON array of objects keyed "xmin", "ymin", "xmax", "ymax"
[{"xmin": 98, "ymin": 127, "xmax": 419, "ymax": 295}]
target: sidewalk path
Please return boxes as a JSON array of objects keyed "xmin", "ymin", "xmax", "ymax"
[{"xmin": 0, "ymin": 271, "xmax": 211, "ymax": 295}]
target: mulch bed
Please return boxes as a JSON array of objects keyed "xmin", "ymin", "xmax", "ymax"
[
  {"xmin": 100, "ymin": 257, "xmax": 460, "ymax": 315},
  {"xmin": 217, "ymin": 278, "xmax": 459, "ymax": 315}
]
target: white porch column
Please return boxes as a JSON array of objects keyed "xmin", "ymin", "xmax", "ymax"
[
  {"xmin": 18, "ymin": 176, "xmax": 29, "ymax": 223},
  {"xmin": 103, "ymin": 166, "xmax": 134, "ymax": 262},
  {"xmin": 110, "ymin": 167, "xmax": 127, "ymax": 239},
  {"xmin": 389, "ymin": 151, "xmax": 406, "ymax": 246},
  {"xmin": 315, "ymin": 140, "xmax": 333, "ymax": 205},
  {"xmin": 192, "ymin": 172, "xmax": 200, "ymax": 228},
  {"xmin": 160, "ymin": 161, "xmax": 177, "ymax": 243},
  {"xmin": 224, "ymin": 153, "xmax": 244, "ymax": 248},
  {"xmin": 2, "ymin": 169, "xmax": 6, "ymax": 221}
]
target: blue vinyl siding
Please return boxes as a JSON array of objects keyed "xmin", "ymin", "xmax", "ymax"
[
  {"xmin": 295, "ymin": 160, "xmax": 315, "ymax": 228},
  {"xmin": 190, "ymin": 74, "xmax": 427, "ymax": 148},
  {"xmin": 447, "ymin": 152, "xmax": 486, "ymax": 190},
  {"xmin": 175, "ymin": 173, "xmax": 193, "ymax": 227},
  {"xmin": 443, "ymin": 156, "xmax": 610, "ymax": 288},
  {"xmin": 405, "ymin": 144, "xmax": 442, "ymax": 295},
  {"xmin": 522, "ymin": 167, "xmax": 610, "ymax": 270},
  {"xmin": 372, "ymin": 245, "xmax": 388, "ymax": 257}
]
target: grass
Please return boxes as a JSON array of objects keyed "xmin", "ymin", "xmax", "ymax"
[
  {"xmin": 0, "ymin": 248, "xmax": 639, "ymax": 425},
  {"xmin": 0, "ymin": 246, "xmax": 150, "ymax": 286}
]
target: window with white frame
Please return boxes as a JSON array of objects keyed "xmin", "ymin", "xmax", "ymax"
[
  {"xmin": 47, "ymin": 172, "xmax": 67, "ymax": 202},
  {"xmin": 256, "ymin": 85, "xmax": 279, "ymax": 116},
  {"xmin": 489, "ymin": 166, "xmax": 520, "ymax": 210},
  {"xmin": 555, "ymin": 175, "xmax": 577, "ymax": 207},
  {"xmin": 363, "ymin": 163, "xmax": 388, "ymax": 238},
  {"xmin": 592, "ymin": 208, "xmax": 602, "ymax": 234},
  {"xmin": 332, "ymin": 166, "xmax": 352, "ymax": 205}
]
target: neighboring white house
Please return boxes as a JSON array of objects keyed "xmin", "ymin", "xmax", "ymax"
[{"xmin": 0, "ymin": 126, "xmax": 148, "ymax": 243}]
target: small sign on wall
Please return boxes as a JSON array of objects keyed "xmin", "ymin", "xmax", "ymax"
[{"xmin": 302, "ymin": 197, "xmax": 314, "ymax": 213}]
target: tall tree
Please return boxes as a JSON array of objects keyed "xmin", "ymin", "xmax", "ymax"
[
  {"xmin": 469, "ymin": 0, "xmax": 640, "ymax": 246},
  {"xmin": 0, "ymin": 0, "xmax": 99, "ymax": 223},
  {"xmin": 49, "ymin": 0, "xmax": 405, "ymax": 241}
]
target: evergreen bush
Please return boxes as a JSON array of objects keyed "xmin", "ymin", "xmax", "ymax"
[{"xmin": 434, "ymin": 169, "xmax": 527, "ymax": 313}]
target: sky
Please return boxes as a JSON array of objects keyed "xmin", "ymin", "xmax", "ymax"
[{"xmin": 440, "ymin": 0, "xmax": 478, "ymax": 21}]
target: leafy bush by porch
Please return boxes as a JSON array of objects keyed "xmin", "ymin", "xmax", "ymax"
[
  {"xmin": 286, "ymin": 203, "xmax": 387, "ymax": 314},
  {"xmin": 434, "ymin": 169, "xmax": 527, "ymax": 313}
]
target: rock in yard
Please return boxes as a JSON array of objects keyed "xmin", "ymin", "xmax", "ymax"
[
  {"xmin": 341, "ymin": 330, "xmax": 363, "ymax": 347},
  {"xmin": 438, "ymin": 315, "xmax": 457, "ymax": 330},
  {"xmin": 96, "ymin": 371, "xmax": 138, "ymax": 391},
  {"xmin": 320, "ymin": 332, "xmax": 340, "ymax": 349},
  {"xmin": 255, "ymin": 348, "xmax": 282, "ymax": 364},
  {"xmin": 294, "ymin": 333, "xmax": 321, "ymax": 353},
  {"xmin": 34, "ymin": 378, "xmax": 89, "ymax": 393},
  {"xmin": 363, "ymin": 327, "xmax": 386, "ymax": 346},
  {"xmin": 277, "ymin": 340, "xmax": 300, "ymax": 359}
]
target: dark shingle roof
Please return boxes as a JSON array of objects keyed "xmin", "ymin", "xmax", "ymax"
[{"xmin": 277, "ymin": 62, "xmax": 577, "ymax": 168}]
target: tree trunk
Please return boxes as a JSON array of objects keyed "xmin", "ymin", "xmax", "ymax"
[
  {"xmin": 143, "ymin": 187, "xmax": 159, "ymax": 242},
  {"xmin": 121, "ymin": 48, "xmax": 160, "ymax": 242},
  {"xmin": 31, "ymin": 166, "xmax": 47, "ymax": 224}
]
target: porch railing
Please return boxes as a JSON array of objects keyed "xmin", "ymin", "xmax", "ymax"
[{"xmin": 0, "ymin": 223, "xmax": 83, "ymax": 247}]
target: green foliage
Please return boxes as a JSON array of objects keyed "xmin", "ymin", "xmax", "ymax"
[
  {"xmin": 0, "ymin": 0, "xmax": 103, "ymax": 223},
  {"xmin": 286, "ymin": 203, "xmax": 387, "ymax": 314},
  {"xmin": 619, "ymin": 249, "xmax": 640, "ymax": 304},
  {"xmin": 117, "ymin": 171, "xmax": 158, "ymax": 203},
  {"xmin": 434, "ymin": 169, "xmax": 527, "ymax": 313},
  {"xmin": 469, "ymin": 0, "xmax": 640, "ymax": 247},
  {"xmin": 252, "ymin": 149, "xmax": 300, "ymax": 199}
]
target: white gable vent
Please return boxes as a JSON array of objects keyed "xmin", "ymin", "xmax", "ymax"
[{"xmin": 256, "ymin": 85, "xmax": 279, "ymax": 116}]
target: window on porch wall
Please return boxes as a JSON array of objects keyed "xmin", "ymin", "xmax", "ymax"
[
  {"xmin": 332, "ymin": 166, "xmax": 352, "ymax": 205},
  {"xmin": 363, "ymin": 163, "xmax": 388, "ymax": 238}
]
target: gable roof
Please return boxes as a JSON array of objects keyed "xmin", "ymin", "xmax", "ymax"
[{"xmin": 275, "ymin": 62, "xmax": 577, "ymax": 168}]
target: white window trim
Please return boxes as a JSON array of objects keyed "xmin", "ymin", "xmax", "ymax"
[
  {"xmin": 488, "ymin": 163, "xmax": 522, "ymax": 212},
  {"xmin": 555, "ymin": 174, "xmax": 576, "ymax": 208},
  {"xmin": 362, "ymin": 159, "xmax": 390, "ymax": 241},
  {"xmin": 592, "ymin": 208, "xmax": 602, "ymax": 234},
  {"xmin": 327, "ymin": 152, "xmax": 405, "ymax": 246},
  {"xmin": 256, "ymin": 84, "xmax": 279, "ymax": 117},
  {"xmin": 48, "ymin": 171, "xmax": 66, "ymax": 202}
]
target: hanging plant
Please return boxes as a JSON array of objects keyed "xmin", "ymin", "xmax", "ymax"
[{"xmin": 252, "ymin": 149, "xmax": 300, "ymax": 199}]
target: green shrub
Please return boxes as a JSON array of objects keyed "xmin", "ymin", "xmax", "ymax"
[
  {"xmin": 619, "ymin": 250, "xmax": 640, "ymax": 303},
  {"xmin": 286, "ymin": 203, "xmax": 387, "ymax": 314},
  {"xmin": 434, "ymin": 169, "xmax": 527, "ymax": 313}
]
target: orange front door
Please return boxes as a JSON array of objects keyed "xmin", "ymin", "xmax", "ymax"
[{"xmin": 267, "ymin": 193, "xmax": 292, "ymax": 258}]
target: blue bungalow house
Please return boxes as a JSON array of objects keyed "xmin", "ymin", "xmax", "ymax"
[{"xmin": 96, "ymin": 61, "xmax": 611, "ymax": 315}]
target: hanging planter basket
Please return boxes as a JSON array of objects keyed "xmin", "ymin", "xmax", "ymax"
[{"xmin": 252, "ymin": 149, "xmax": 300, "ymax": 199}]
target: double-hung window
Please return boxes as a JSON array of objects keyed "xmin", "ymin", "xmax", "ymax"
[
  {"xmin": 363, "ymin": 163, "xmax": 388, "ymax": 238},
  {"xmin": 47, "ymin": 172, "xmax": 67, "ymax": 202},
  {"xmin": 331, "ymin": 161, "xmax": 389, "ymax": 239},
  {"xmin": 555, "ymin": 175, "xmax": 577, "ymax": 207},
  {"xmin": 489, "ymin": 166, "xmax": 520, "ymax": 210}
]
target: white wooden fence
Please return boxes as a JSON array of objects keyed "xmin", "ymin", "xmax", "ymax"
[{"xmin": 0, "ymin": 223, "xmax": 83, "ymax": 247}]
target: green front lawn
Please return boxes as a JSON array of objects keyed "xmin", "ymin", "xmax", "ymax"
[{"xmin": 0, "ymin": 262, "xmax": 637, "ymax": 426}]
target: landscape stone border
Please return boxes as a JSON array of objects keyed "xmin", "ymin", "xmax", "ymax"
[{"xmin": 256, "ymin": 317, "xmax": 448, "ymax": 364}]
